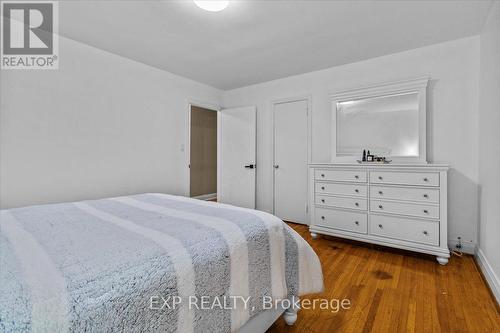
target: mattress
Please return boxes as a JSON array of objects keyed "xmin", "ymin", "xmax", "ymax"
[{"xmin": 0, "ymin": 193, "xmax": 323, "ymax": 332}]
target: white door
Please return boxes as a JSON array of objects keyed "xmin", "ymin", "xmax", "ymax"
[
  {"xmin": 273, "ymin": 99, "xmax": 308, "ymax": 224},
  {"xmin": 218, "ymin": 106, "xmax": 257, "ymax": 209}
]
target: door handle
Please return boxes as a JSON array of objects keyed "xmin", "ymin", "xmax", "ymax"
[
  {"xmin": 273, "ymin": 164, "xmax": 279, "ymax": 169},
  {"xmin": 244, "ymin": 164, "xmax": 255, "ymax": 169}
]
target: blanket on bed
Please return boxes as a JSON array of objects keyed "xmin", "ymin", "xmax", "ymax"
[{"xmin": 0, "ymin": 193, "xmax": 323, "ymax": 333}]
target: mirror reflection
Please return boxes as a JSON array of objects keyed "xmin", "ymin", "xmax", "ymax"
[{"xmin": 336, "ymin": 92, "xmax": 419, "ymax": 158}]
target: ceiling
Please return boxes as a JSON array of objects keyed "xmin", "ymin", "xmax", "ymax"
[{"xmin": 60, "ymin": 0, "xmax": 493, "ymax": 90}]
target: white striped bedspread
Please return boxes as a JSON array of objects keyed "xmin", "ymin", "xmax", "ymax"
[{"xmin": 0, "ymin": 193, "xmax": 323, "ymax": 333}]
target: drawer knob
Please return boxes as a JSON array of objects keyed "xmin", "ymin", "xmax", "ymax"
[
  {"xmin": 355, "ymin": 189, "xmax": 359, "ymax": 193},
  {"xmin": 378, "ymin": 176, "xmax": 383, "ymax": 180},
  {"xmin": 321, "ymin": 216, "xmax": 325, "ymax": 220},
  {"xmin": 354, "ymin": 175, "xmax": 359, "ymax": 179},
  {"xmin": 378, "ymin": 205, "xmax": 383, "ymax": 209},
  {"xmin": 423, "ymin": 177, "xmax": 429, "ymax": 182},
  {"xmin": 355, "ymin": 221, "xmax": 359, "ymax": 225},
  {"xmin": 321, "ymin": 186, "xmax": 325, "ymax": 190},
  {"xmin": 378, "ymin": 191, "xmax": 383, "ymax": 195},
  {"xmin": 355, "ymin": 202, "xmax": 359, "ymax": 207},
  {"xmin": 321, "ymin": 199, "xmax": 325, "ymax": 203},
  {"xmin": 423, "ymin": 230, "xmax": 429, "ymax": 236},
  {"xmin": 423, "ymin": 209, "xmax": 429, "ymax": 214},
  {"xmin": 378, "ymin": 224, "xmax": 383, "ymax": 229},
  {"xmin": 321, "ymin": 174, "xmax": 325, "ymax": 178},
  {"xmin": 423, "ymin": 194, "xmax": 429, "ymax": 198}
]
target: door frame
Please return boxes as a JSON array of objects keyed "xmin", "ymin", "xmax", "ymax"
[
  {"xmin": 186, "ymin": 100, "xmax": 221, "ymax": 198},
  {"xmin": 271, "ymin": 95, "xmax": 312, "ymax": 224}
]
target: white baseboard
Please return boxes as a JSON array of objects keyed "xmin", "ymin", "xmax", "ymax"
[
  {"xmin": 475, "ymin": 248, "xmax": 500, "ymax": 305},
  {"xmin": 193, "ymin": 193, "xmax": 217, "ymax": 201},
  {"xmin": 447, "ymin": 241, "xmax": 476, "ymax": 255}
]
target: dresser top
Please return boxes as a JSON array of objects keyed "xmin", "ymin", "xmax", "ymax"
[{"xmin": 309, "ymin": 162, "xmax": 449, "ymax": 170}]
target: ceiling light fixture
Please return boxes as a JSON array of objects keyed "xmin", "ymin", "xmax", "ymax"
[{"xmin": 193, "ymin": 0, "xmax": 229, "ymax": 12}]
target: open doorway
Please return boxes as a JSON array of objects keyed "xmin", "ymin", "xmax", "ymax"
[{"xmin": 189, "ymin": 105, "xmax": 218, "ymax": 200}]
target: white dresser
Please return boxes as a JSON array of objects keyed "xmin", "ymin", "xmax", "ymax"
[{"xmin": 309, "ymin": 163, "xmax": 450, "ymax": 264}]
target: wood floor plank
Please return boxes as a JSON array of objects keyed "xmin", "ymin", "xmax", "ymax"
[{"xmin": 267, "ymin": 223, "xmax": 500, "ymax": 333}]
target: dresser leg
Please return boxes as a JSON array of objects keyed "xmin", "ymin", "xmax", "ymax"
[
  {"xmin": 436, "ymin": 256, "xmax": 449, "ymax": 265},
  {"xmin": 310, "ymin": 232, "xmax": 319, "ymax": 239}
]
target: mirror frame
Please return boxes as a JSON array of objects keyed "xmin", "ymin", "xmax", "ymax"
[{"xmin": 330, "ymin": 78, "xmax": 429, "ymax": 164}]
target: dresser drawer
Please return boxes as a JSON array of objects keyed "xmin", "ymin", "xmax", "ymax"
[
  {"xmin": 370, "ymin": 214, "xmax": 439, "ymax": 246},
  {"xmin": 315, "ymin": 208, "xmax": 367, "ymax": 234},
  {"xmin": 315, "ymin": 169, "xmax": 366, "ymax": 183},
  {"xmin": 315, "ymin": 182, "xmax": 367, "ymax": 197},
  {"xmin": 371, "ymin": 200, "xmax": 439, "ymax": 219},
  {"xmin": 316, "ymin": 194, "xmax": 367, "ymax": 211},
  {"xmin": 370, "ymin": 171, "xmax": 439, "ymax": 187},
  {"xmin": 370, "ymin": 186, "xmax": 439, "ymax": 203}
]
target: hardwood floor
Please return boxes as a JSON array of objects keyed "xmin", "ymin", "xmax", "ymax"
[{"xmin": 267, "ymin": 223, "xmax": 500, "ymax": 333}]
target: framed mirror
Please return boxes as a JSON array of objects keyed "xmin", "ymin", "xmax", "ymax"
[{"xmin": 331, "ymin": 78, "xmax": 428, "ymax": 164}]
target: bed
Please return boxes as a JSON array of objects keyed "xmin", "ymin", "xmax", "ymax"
[{"xmin": 0, "ymin": 193, "xmax": 323, "ymax": 332}]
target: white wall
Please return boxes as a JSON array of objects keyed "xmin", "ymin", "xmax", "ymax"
[
  {"xmin": 223, "ymin": 37, "xmax": 480, "ymax": 249},
  {"xmin": 478, "ymin": 1, "xmax": 500, "ymax": 302},
  {"xmin": 0, "ymin": 36, "xmax": 222, "ymax": 208}
]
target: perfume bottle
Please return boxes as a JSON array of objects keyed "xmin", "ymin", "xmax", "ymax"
[{"xmin": 367, "ymin": 150, "xmax": 373, "ymax": 162}]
